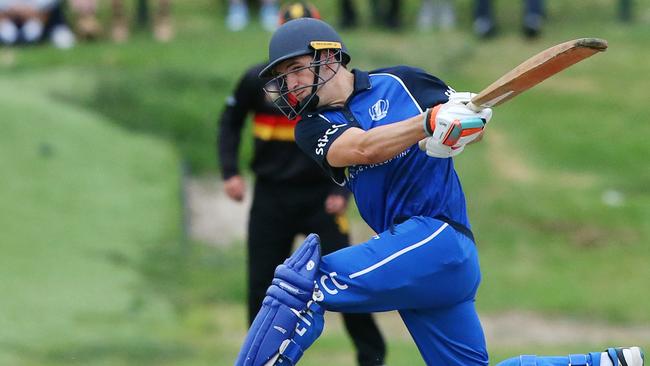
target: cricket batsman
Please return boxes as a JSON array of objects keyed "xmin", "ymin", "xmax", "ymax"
[{"xmin": 234, "ymin": 17, "xmax": 645, "ymax": 366}]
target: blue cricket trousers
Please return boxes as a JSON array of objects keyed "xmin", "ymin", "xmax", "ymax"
[{"xmin": 315, "ymin": 216, "xmax": 489, "ymax": 366}]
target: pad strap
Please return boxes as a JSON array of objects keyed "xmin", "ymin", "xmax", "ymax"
[
  {"xmin": 278, "ymin": 339, "xmax": 304, "ymax": 364},
  {"xmin": 568, "ymin": 354, "xmax": 588, "ymax": 366}
]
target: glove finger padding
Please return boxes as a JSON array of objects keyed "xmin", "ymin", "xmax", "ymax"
[
  {"xmin": 447, "ymin": 91, "xmax": 491, "ymax": 123},
  {"xmin": 423, "ymin": 137, "xmax": 464, "ymax": 158},
  {"xmin": 447, "ymin": 91, "xmax": 476, "ymax": 105},
  {"xmin": 476, "ymin": 107, "xmax": 492, "ymax": 124}
]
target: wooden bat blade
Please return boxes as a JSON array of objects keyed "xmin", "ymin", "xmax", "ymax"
[{"xmin": 469, "ymin": 38, "xmax": 608, "ymax": 110}]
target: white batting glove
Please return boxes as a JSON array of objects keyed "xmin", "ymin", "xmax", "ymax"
[
  {"xmin": 447, "ymin": 91, "xmax": 476, "ymax": 105},
  {"xmin": 418, "ymin": 138, "xmax": 465, "ymax": 158},
  {"xmin": 420, "ymin": 95, "xmax": 493, "ymax": 158}
]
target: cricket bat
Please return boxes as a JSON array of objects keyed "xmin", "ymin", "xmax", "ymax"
[{"xmin": 467, "ymin": 38, "xmax": 608, "ymax": 112}]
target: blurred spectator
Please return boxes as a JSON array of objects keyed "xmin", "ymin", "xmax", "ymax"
[
  {"xmin": 340, "ymin": 0, "xmax": 402, "ymax": 29},
  {"xmin": 619, "ymin": 0, "xmax": 632, "ymax": 22},
  {"xmin": 69, "ymin": 0, "xmax": 101, "ymax": 39},
  {"xmin": 69, "ymin": 0, "xmax": 173, "ymax": 42},
  {"xmin": 417, "ymin": 0, "xmax": 455, "ymax": 31},
  {"xmin": 474, "ymin": 0, "xmax": 545, "ymax": 39},
  {"xmin": 226, "ymin": 0, "xmax": 278, "ymax": 32},
  {"xmin": 0, "ymin": 0, "xmax": 75, "ymax": 48},
  {"xmin": 217, "ymin": 3, "xmax": 387, "ymax": 365}
]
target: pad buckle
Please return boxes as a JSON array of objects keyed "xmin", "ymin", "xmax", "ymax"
[{"xmin": 278, "ymin": 339, "xmax": 303, "ymax": 364}]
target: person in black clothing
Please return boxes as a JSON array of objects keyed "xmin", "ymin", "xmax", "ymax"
[
  {"xmin": 473, "ymin": 0, "xmax": 545, "ymax": 39},
  {"xmin": 217, "ymin": 3, "xmax": 386, "ymax": 366},
  {"xmin": 339, "ymin": 0, "xmax": 402, "ymax": 29}
]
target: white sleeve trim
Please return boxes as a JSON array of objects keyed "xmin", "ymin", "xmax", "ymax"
[
  {"xmin": 318, "ymin": 113, "xmax": 331, "ymax": 122},
  {"xmin": 370, "ymin": 73, "xmax": 424, "ymax": 113}
]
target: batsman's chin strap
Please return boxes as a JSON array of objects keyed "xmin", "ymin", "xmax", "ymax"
[{"xmin": 299, "ymin": 95, "xmax": 320, "ymax": 114}]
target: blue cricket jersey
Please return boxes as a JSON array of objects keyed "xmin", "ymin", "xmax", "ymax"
[{"xmin": 295, "ymin": 66, "xmax": 470, "ymax": 235}]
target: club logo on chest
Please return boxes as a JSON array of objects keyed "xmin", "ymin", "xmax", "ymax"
[{"xmin": 369, "ymin": 99, "xmax": 390, "ymax": 121}]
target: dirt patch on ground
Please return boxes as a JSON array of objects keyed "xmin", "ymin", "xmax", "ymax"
[{"xmin": 185, "ymin": 176, "xmax": 251, "ymax": 246}]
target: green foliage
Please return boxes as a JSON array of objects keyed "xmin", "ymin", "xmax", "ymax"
[{"xmin": 81, "ymin": 68, "xmax": 226, "ymax": 173}]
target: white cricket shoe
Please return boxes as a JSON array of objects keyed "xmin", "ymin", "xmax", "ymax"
[{"xmin": 605, "ymin": 347, "xmax": 644, "ymax": 366}]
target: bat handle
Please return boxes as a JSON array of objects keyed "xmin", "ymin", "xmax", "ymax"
[{"xmin": 467, "ymin": 101, "xmax": 483, "ymax": 112}]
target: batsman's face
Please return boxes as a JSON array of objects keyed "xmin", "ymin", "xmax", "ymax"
[
  {"xmin": 275, "ymin": 55, "xmax": 317, "ymax": 102},
  {"xmin": 263, "ymin": 50, "xmax": 342, "ymax": 120}
]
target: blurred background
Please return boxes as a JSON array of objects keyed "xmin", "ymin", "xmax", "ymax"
[{"xmin": 1, "ymin": 0, "xmax": 649, "ymax": 365}]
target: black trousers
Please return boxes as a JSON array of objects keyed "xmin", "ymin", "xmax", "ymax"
[
  {"xmin": 247, "ymin": 181, "xmax": 386, "ymax": 366},
  {"xmin": 475, "ymin": 0, "xmax": 545, "ymax": 19}
]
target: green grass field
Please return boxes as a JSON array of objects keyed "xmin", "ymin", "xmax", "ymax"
[{"xmin": 0, "ymin": 1, "xmax": 648, "ymax": 364}]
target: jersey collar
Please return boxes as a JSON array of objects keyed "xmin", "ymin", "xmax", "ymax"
[
  {"xmin": 351, "ymin": 69, "xmax": 371, "ymax": 95},
  {"xmin": 301, "ymin": 69, "xmax": 372, "ymax": 117}
]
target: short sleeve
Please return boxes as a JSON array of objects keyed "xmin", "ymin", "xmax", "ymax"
[
  {"xmin": 375, "ymin": 65, "xmax": 453, "ymax": 109},
  {"xmin": 294, "ymin": 114, "xmax": 350, "ymax": 185}
]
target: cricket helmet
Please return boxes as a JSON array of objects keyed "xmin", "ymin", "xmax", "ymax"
[
  {"xmin": 259, "ymin": 18, "xmax": 350, "ymax": 78},
  {"xmin": 259, "ymin": 18, "xmax": 351, "ymax": 119}
]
